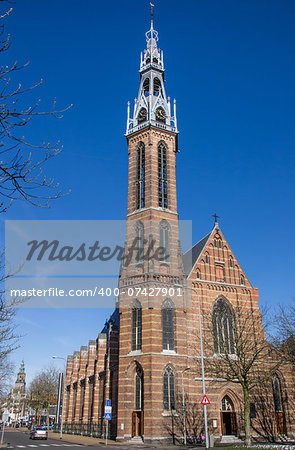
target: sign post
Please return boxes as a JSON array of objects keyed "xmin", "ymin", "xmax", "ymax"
[
  {"xmin": 1, "ymin": 409, "xmax": 9, "ymax": 444},
  {"xmin": 104, "ymin": 400, "xmax": 112, "ymax": 446}
]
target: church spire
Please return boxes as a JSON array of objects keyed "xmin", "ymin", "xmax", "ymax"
[{"xmin": 126, "ymin": 7, "xmax": 178, "ymax": 135}]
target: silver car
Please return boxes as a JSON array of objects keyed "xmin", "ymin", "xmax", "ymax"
[{"xmin": 29, "ymin": 426, "xmax": 48, "ymax": 440}]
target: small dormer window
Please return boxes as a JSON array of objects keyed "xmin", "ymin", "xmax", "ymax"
[
  {"xmin": 146, "ymin": 57, "xmax": 151, "ymax": 64},
  {"xmin": 153, "ymin": 57, "xmax": 158, "ymax": 64}
]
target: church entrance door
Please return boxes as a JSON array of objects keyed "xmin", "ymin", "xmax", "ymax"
[
  {"xmin": 132, "ymin": 411, "xmax": 143, "ymax": 437},
  {"xmin": 221, "ymin": 396, "xmax": 237, "ymax": 436},
  {"xmin": 221, "ymin": 411, "xmax": 237, "ymax": 435}
]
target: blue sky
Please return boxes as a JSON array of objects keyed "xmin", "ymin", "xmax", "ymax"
[{"xmin": 2, "ymin": 0, "xmax": 295, "ymax": 385}]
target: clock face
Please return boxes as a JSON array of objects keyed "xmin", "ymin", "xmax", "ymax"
[
  {"xmin": 155, "ymin": 107, "xmax": 166, "ymax": 122},
  {"xmin": 138, "ymin": 108, "xmax": 147, "ymax": 123}
]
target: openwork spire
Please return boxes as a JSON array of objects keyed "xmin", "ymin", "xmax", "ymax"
[{"xmin": 126, "ymin": 7, "xmax": 178, "ymax": 136}]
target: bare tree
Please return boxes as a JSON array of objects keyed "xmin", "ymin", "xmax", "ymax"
[
  {"xmin": 202, "ymin": 302, "xmax": 281, "ymax": 446},
  {"xmin": 28, "ymin": 366, "xmax": 59, "ymax": 425},
  {"xmin": 271, "ymin": 301, "xmax": 295, "ymax": 366},
  {"xmin": 0, "ymin": 0, "xmax": 71, "ymax": 212}
]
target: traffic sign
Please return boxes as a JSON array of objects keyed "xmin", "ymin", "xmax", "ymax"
[
  {"xmin": 105, "ymin": 406, "xmax": 112, "ymax": 414},
  {"xmin": 104, "ymin": 412, "xmax": 111, "ymax": 421},
  {"xmin": 106, "ymin": 399, "xmax": 111, "ymax": 406},
  {"xmin": 2, "ymin": 409, "xmax": 9, "ymax": 423},
  {"xmin": 201, "ymin": 395, "xmax": 211, "ymax": 405}
]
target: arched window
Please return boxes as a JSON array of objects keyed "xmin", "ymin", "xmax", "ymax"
[
  {"xmin": 272, "ymin": 375, "xmax": 282, "ymax": 412},
  {"xmin": 229, "ymin": 257, "xmax": 233, "ymax": 268},
  {"xmin": 240, "ymin": 274, "xmax": 245, "ymax": 285},
  {"xmin": 162, "ymin": 299, "xmax": 174, "ymax": 350},
  {"xmin": 136, "ymin": 142, "xmax": 145, "ymax": 210},
  {"xmin": 212, "ymin": 298, "xmax": 235, "ymax": 354},
  {"xmin": 135, "ymin": 221, "xmax": 144, "ymax": 262},
  {"xmin": 163, "ymin": 366, "xmax": 175, "ymax": 411},
  {"xmin": 132, "ymin": 300, "xmax": 142, "ymax": 351},
  {"xmin": 221, "ymin": 395, "xmax": 234, "ymax": 411},
  {"xmin": 143, "ymin": 78, "xmax": 150, "ymax": 96},
  {"xmin": 158, "ymin": 142, "xmax": 168, "ymax": 208},
  {"xmin": 272, "ymin": 375, "xmax": 286, "ymax": 434},
  {"xmin": 153, "ymin": 77, "xmax": 161, "ymax": 96},
  {"xmin": 196, "ymin": 270, "xmax": 200, "ymax": 279},
  {"xmin": 205, "ymin": 254, "xmax": 209, "ymax": 264},
  {"xmin": 160, "ymin": 221, "xmax": 169, "ymax": 262},
  {"xmin": 135, "ymin": 368, "xmax": 143, "ymax": 410}
]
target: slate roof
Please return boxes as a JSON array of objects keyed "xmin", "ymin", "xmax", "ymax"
[{"xmin": 182, "ymin": 231, "xmax": 212, "ymax": 277}]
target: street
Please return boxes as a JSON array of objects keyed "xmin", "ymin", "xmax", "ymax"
[{"xmin": 2, "ymin": 429, "xmax": 155, "ymax": 450}]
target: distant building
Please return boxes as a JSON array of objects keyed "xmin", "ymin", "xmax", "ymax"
[{"xmin": 8, "ymin": 361, "xmax": 28, "ymax": 424}]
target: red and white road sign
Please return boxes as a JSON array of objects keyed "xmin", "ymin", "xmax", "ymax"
[{"xmin": 201, "ymin": 394, "xmax": 211, "ymax": 405}]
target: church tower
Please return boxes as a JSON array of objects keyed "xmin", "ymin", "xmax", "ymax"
[{"xmin": 116, "ymin": 12, "xmax": 188, "ymax": 442}]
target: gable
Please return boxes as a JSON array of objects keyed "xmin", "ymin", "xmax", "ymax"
[{"xmin": 183, "ymin": 224, "xmax": 252, "ymax": 288}]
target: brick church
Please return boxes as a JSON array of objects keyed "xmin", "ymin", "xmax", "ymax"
[{"xmin": 62, "ymin": 14, "xmax": 294, "ymax": 444}]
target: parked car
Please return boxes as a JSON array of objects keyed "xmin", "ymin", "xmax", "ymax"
[{"xmin": 29, "ymin": 426, "xmax": 48, "ymax": 440}]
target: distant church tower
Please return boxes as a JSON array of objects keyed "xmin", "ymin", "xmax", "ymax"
[
  {"xmin": 116, "ymin": 12, "xmax": 188, "ymax": 442},
  {"xmin": 15, "ymin": 360, "xmax": 26, "ymax": 394}
]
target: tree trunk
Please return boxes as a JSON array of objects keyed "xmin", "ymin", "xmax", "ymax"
[{"xmin": 243, "ymin": 385, "xmax": 251, "ymax": 446}]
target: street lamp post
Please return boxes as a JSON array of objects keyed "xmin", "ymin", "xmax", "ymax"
[
  {"xmin": 52, "ymin": 356, "xmax": 66, "ymax": 440},
  {"xmin": 181, "ymin": 367, "xmax": 190, "ymax": 446},
  {"xmin": 175, "ymin": 284, "xmax": 209, "ymax": 450}
]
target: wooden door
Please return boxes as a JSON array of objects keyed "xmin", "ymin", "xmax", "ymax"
[
  {"xmin": 275, "ymin": 412, "xmax": 286, "ymax": 435},
  {"xmin": 132, "ymin": 412, "xmax": 137, "ymax": 437},
  {"xmin": 132, "ymin": 411, "xmax": 143, "ymax": 437}
]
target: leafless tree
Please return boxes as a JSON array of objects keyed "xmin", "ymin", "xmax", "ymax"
[
  {"xmin": 163, "ymin": 393, "xmax": 205, "ymax": 445},
  {"xmin": 0, "ymin": 249, "xmax": 24, "ymax": 391},
  {"xmin": 0, "ymin": 0, "xmax": 71, "ymax": 212},
  {"xmin": 271, "ymin": 301, "xmax": 295, "ymax": 366},
  {"xmin": 202, "ymin": 302, "xmax": 281, "ymax": 446},
  {"xmin": 28, "ymin": 365, "xmax": 59, "ymax": 425}
]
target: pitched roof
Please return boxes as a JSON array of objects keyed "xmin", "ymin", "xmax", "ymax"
[{"xmin": 182, "ymin": 231, "xmax": 212, "ymax": 277}]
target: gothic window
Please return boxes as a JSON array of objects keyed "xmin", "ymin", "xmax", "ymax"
[
  {"xmin": 163, "ymin": 366, "xmax": 175, "ymax": 411},
  {"xmin": 160, "ymin": 221, "xmax": 169, "ymax": 262},
  {"xmin": 153, "ymin": 77, "xmax": 161, "ymax": 96},
  {"xmin": 212, "ymin": 298, "xmax": 235, "ymax": 354},
  {"xmin": 135, "ymin": 368, "xmax": 143, "ymax": 411},
  {"xmin": 132, "ymin": 300, "xmax": 142, "ymax": 351},
  {"xmin": 229, "ymin": 257, "xmax": 233, "ymax": 268},
  {"xmin": 158, "ymin": 142, "xmax": 168, "ymax": 208},
  {"xmin": 205, "ymin": 254, "xmax": 209, "ymax": 264},
  {"xmin": 219, "ymin": 240, "xmax": 222, "ymax": 249},
  {"xmin": 240, "ymin": 274, "xmax": 245, "ymax": 285},
  {"xmin": 143, "ymin": 78, "xmax": 150, "ymax": 96},
  {"xmin": 196, "ymin": 270, "xmax": 200, "ymax": 279},
  {"xmin": 136, "ymin": 142, "xmax": 145, "ymax": 209},
  {"xmin": 272, "ymin": 375, "xmax": 282, "ymax": 412},
  {"xmin": 135, "ymin": 221, "xmax": 144, "ymax": 262},
  {"xmin": 162, "ymin": 299, "xmax": 174, "ymax": 350},
  {"xmin": 214, "ymin": 239, "xmax": 217, "ymax": 248},
  {"xmin": 221, "ymin": 395, "xmax": 234, "ymax": 411}
]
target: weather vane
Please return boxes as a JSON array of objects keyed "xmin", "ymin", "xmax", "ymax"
[{"xmin": 150, "ymin": 2, "xmax": 155, "ymax": 24}]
